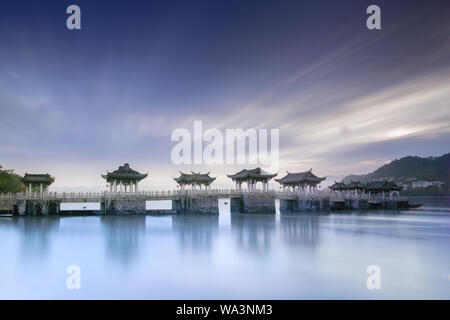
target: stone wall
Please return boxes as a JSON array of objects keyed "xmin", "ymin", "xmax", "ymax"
[
  {"xmin": 105, "ymin": 199, "xmax": 146, "ymax": 214},
  {"xmin": 242, "ymin": 193, "xmax": 275, "ymax": 214},
  {"xmin": 175, "ymin": 196, "xmax": 219, "ymax": 214}
]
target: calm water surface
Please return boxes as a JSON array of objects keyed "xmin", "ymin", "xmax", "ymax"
[{"xmin": 0, "ymin": 197, "xmax": 449, "ymax": 299}]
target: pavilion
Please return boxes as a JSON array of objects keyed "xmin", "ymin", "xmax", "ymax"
[
  {"xmin": 346, "ymin": 181, "xmax": 366, "ymax": 195},
  {"xmin": 365, "ymin": 181, "xmax": 402, "ymax": 198},
  {"xmin": 21, "ymin": 173, "xmax": 54, "ymax": 195},
  {"xmin": 174, "ymin": 171, "xmax": 216, "ymax": 190},
  {"xmin": 275, "ymin": 169, "xmax": 325, "ymax": 191},
  {"xmin": 329, "ymin": 182, "xmax": 347, "ymax": 194},
  {"xmin": 102, "ymin": 163, "xmax": 147, "ymax": 193},
  {"xmin": 227, "ymin": 167, "xmax": 277, "ymax": 191}
]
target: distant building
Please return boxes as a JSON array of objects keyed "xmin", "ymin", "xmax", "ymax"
[{"xmin": 411, "ymin": 181, "xmax": 445, "ymax": 189}]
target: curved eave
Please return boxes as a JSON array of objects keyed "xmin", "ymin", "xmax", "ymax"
[
  {"xmin": 103, "ymin": 173, "xmax": 148, "ymax": 181},
  {"xmin": 21, "ymin": 178, "xmax": 54, "ymax": 184},
  {"xmin": 248, "ymin": 173, "xmax": 277, "ymax": 179}
]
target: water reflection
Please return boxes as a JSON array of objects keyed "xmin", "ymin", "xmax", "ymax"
[
  {"xmin": 280, "ymin": 215, "xmax": 320, "ymax": 248},
  {"xmin": 8, "ymin": 217, "xmax": 60, "ymax": 260},
  {"xmin": 231, "ymin": 214, "xmax": 276, "ymax": 254},
  {"xmin": 100, "ymin": 215, "xmax": 146, "ymax": 265},
  {"xmin": 172, "ymin": 214, "xmax": 218, "ymax": 251}
]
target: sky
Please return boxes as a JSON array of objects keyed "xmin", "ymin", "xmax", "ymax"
[{"xmin": 0, "ymin": 0, "xmax": 449, "ymax": 191}]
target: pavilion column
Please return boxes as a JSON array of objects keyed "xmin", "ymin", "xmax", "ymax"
[
  {"xmin": 120, "ymin": 181, "xmax": 123, "ymax": 192},
  {"xmin": 29, "ymin": 183, "xmax": 32, "ymax": 195},
  {"xmin": 114, "ymin": 180, "xmax": 117, "ymax": 193},
  {"xmin": 109, "ymin": 182, "xmax": 113, "ymax": 192},
  {"xmin": 40, "ymin": 183, "xmax": 43, "ymax": 195},
  {"xmin": 135, "ymin": 181, "xmax": 138, "ymax": 194}
]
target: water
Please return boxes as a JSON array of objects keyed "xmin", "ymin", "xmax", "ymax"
[{"xmin": 0, "ymin": 198, "xmax": 449, "ymax": 299}]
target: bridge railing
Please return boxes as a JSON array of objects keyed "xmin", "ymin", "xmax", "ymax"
[
  {"xmin": 4, "ymin": 189, "xmax": 276, "ymax": 200},
  {"xmin": 1, "ymin": 189, "xmax": 409, "ymax": 202}
]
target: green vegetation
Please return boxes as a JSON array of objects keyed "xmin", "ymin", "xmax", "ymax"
[{"xmin": 0, "ymin": 165, "xmax": 23, "ymax": 194}]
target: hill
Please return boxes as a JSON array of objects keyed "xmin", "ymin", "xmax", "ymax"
[{"xmin": 341, "ymin": 153, "xmax": 450, "ymax": 195}]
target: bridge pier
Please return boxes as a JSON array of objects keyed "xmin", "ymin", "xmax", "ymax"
[{"xmin": 241, "ymin": 193, "xmax": 276, "ymax": 214}]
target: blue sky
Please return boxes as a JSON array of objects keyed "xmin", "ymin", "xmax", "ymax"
[{"xmin": 0, "ymin": 0, "xmax": 449, "ymax": 190}]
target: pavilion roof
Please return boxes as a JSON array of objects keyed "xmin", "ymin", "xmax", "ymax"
[
  {"xmin": 275, "ymin": 169, "xmax": 325, "ymax": 184},
  {"xmin": 227, "ymin": 167, "xmax": 277, "ymax": 180},
  {"xmin": 346, "ymin": 181, "xmax": 366, "ymax": 189},
  {"xmin": 174, "ymin": 171, "xmax": 216, "ymax": 184},
  {"xmin": 329, "ymin": 182, "xmax": 346, "ymax": 190},
  {"xmin": 102, "ymin": 163, "xmax": 148, "ymax": 181},
  {"xmin": 21, "ymin": 173, "xmax": 55, "ymax": 184},
  {"xmin": 365, "ymin": 181, "xmax": 402, "ymax": 191}
]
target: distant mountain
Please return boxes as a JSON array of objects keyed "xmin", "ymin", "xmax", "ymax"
[{"xmin": 342, "ymin": 153, "xmax": 450, "ymax": 184}]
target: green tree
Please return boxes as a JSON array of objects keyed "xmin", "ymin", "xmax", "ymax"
[{"xmin": 0, "ymin": 165, "xmax": 23, "ymax": 193}]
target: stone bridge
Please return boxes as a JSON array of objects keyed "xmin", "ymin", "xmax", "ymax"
[{"xmin": 0, "ymin": 189, "xmax": 409, "ymax": 215}]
